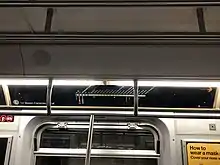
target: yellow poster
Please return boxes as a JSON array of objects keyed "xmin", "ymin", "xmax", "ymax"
[{"xmin": 187, "ymin": 142, "xmax": 220, "ymax": 165}]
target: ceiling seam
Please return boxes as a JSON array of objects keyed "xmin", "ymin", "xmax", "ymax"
[
  {"xmin": 18, "ymin": 45, "xmax": 26, "ymax": 76},
  {"xmin": 45, "ymin": 8, "xmax": 54, "ymax": 33},
  {"xmin": 196, "ymin": 8, "xmax": 206, "ymax": 33}
]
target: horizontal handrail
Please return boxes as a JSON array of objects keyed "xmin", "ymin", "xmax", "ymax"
[
  {"xmin": 34, "ymin": 148, "xmax": 160, "ymax": 158},
  {"xmin": 1, "ymin": 33, "xmax": 220, "ymax": 44},
  {"xmin": 0, "ymin": 1, "xmax": 219, "ymax": 7},
  {"xmin": 0, "ymin": 105, "xmax": 216, "ymax": 111},
  {"xmin": 0, "ymin": 109, "xmax": 220, "ymax": 118}
]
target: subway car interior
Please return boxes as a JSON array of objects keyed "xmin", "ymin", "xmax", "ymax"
[{"xmin": 1, "ymin": 1, "xmax": 220, "ymax": 165}]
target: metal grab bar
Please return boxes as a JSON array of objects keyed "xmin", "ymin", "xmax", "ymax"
[
  {"xmin": 85, "ymin": 115, "xmax": 94, "ymax": 165},
  {"xmin": 134, "ymin": 79, "xmax": 138, "ymax": 116},
  {"xmin": 1, "ymin": 34, "xmax": 220, "ymax": 44},
  {"xmin": 0, "ymin": 1, "xmax": 220, "ymax": 7},
  {"xmin": 46, "ymin": 78, "xmax": 53, "ymax": 115},
  {"xmin": 0, "ymin": 109, "xmax": 220, "ymax": 119}
]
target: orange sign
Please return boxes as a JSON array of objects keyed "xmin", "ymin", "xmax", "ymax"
[{"xmin": 187, "ymin": 142, "xmax": 220, "ymax": 165}]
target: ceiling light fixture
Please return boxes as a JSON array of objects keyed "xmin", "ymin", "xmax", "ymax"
[
  {"xmin": 0, "ymin": 79, "xmax": 49, "ymax": 85},
  {"xmin": 138, "ymin": 80, "xmax": 220, "ymax": 88},
  {"xmin": 53, "ymin": 80, "xmax": 104, "ymax": 86}
]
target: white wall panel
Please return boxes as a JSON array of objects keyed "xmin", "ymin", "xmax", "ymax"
[
  {"xmin": 175, "ymin": 119, "xmax": 220, "ymax": 135},
  {"xmin": 0, "ymin": 117, "xmax": 20, "ymax": 131}
]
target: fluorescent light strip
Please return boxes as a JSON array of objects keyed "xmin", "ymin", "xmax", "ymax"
[
  {"xmin": 53, "ymin": 80, "xmax": 104, "ymax": 86},
  {"xmin": 0, "ymin": 79, "xmax": 219, "ymax": 87},
  {"xmin": 138, "ymin": 80, "xmax": 220, "ymax": 88},
  {"xmin": 0, "ymin": 79, "xmax": 49, "ymax": 85},
  {"xmin": 107, "ymin": 81, "xmax": 134, "ymax": 86},
  {"xmin": 108, "ymin": 80, "xmax": 220, "ymax": 87},
  {"xmin": 0, "ymin": 79, "xmax": 103, "ymax": 86}
]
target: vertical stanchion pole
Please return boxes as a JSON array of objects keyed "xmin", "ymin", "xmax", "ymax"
[
  {"xmin": 46, "ymin": 78, "xmax": 53, "ymax": 115},
  {"xmin": 85, "ymin": 115, "xmax": 94, "ymax": 165},
  {"xmin": 134, "ymin": 79, "xmax": 138, "ymax": 116}
]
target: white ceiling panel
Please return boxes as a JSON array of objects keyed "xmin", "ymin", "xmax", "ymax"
[
  {"xmin": 204, "ymin": 7, "xmax": 220, "ymax": 32},
  {"xmin": 0, "ymin": 8, "xmax": 46, "ymax": 32},
  {"xmin": 52, "ymin": 7, "xmax": 199, "ymax": 32}
]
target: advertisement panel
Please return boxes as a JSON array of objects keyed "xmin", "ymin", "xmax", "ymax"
[{"xmin": 184, "ymin": 141, "xmax": 220, "ymax": 165}]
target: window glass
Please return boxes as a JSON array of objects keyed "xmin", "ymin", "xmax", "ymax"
[
  {"xmin": 92, "ymin": 129, "xmax": 154, "ymax": 150},
  {"xmin": 0, "ymin": 87, "xmax": 5, "ymax": 105},
  {"xmin": 52, "ymin": 86, "xmax": 133, "ymax": 107},
  {"xmin": 139, "ymin": 87, "xmax": 216, "ymax": 108},
  {"xmin": 40, "ymin": 126, "xmax": 155, "ymax": 150},
  {"xmin": 8, "ymin": 85, "xmax": 215, "ymax": 108},
  {"xmin": 40, "ymin": 128, "xmax": 88, "ymax": 148},
  {"xmin": 36, "ymin": 157, "xmax": 157, "ymax": 165},
  {"xmin": 53, "ymin": 86, "xmax": 216, "ymax": 108},
  {"xmin": 0, "ymin": 138, "xmax": 8, "ymax": 165},
  {"xmin": 9, "ymin": 86, "xmax": 47, "ymax": 106}
]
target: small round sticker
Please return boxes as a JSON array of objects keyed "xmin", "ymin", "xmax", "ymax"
[{"xmin": 13, "ymin": 100, "xmax": 19, "ymax": 105}]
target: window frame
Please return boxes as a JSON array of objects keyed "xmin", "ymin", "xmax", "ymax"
[{"xmin": 34, "ymin": 122, "xmax": 160, "ymax": 160}]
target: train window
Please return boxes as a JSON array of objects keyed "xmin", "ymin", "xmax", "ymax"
[
  {"xmin": 9, "ymin": 86, "xmax": 47, "ymax": 106},
  {"xmin": 40, "ymin": 128, "xmax": 88, "ymax": 149},
  {"xmin": 39, "ymin": 124, "xmax": 156, "ymax": 151},
  {"xmin": 34, "ymin": 122, "xmax": 160, "ymax": 165},
  {"xmin": 0, "ymin": 87, "xmax": 6, "ymax": 105},
  {"xmin": 35, "ymin": 157, "xmax": 157, "ymax": 165},
  {"xmin": 0, "ymin": 138, "xmax": 8, "ymax": 164},
  {"xmin": 92, "ymin": 129, "xmax": 155, "ymax": 150},
  {"xmin": 52, "ymin": 86, "xmax": 88, "ymax": 106},
  {"xmin": 52, "ymin": 86, "xmax": 133, "ymax": 107},
  {"xmin": 0, "ymin": 137, "xmax": 12, "ymax": 165},
  {"xmin": 139, "ymin": 87, "xmax": 216, "ymax": 108},
  {"xmin": 35, "ymin": 122, "xmax": 159, "ymax": 165},
  {"xmin": 52, "ymin": 86, "xmax": 215, "ymax": 108}
]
